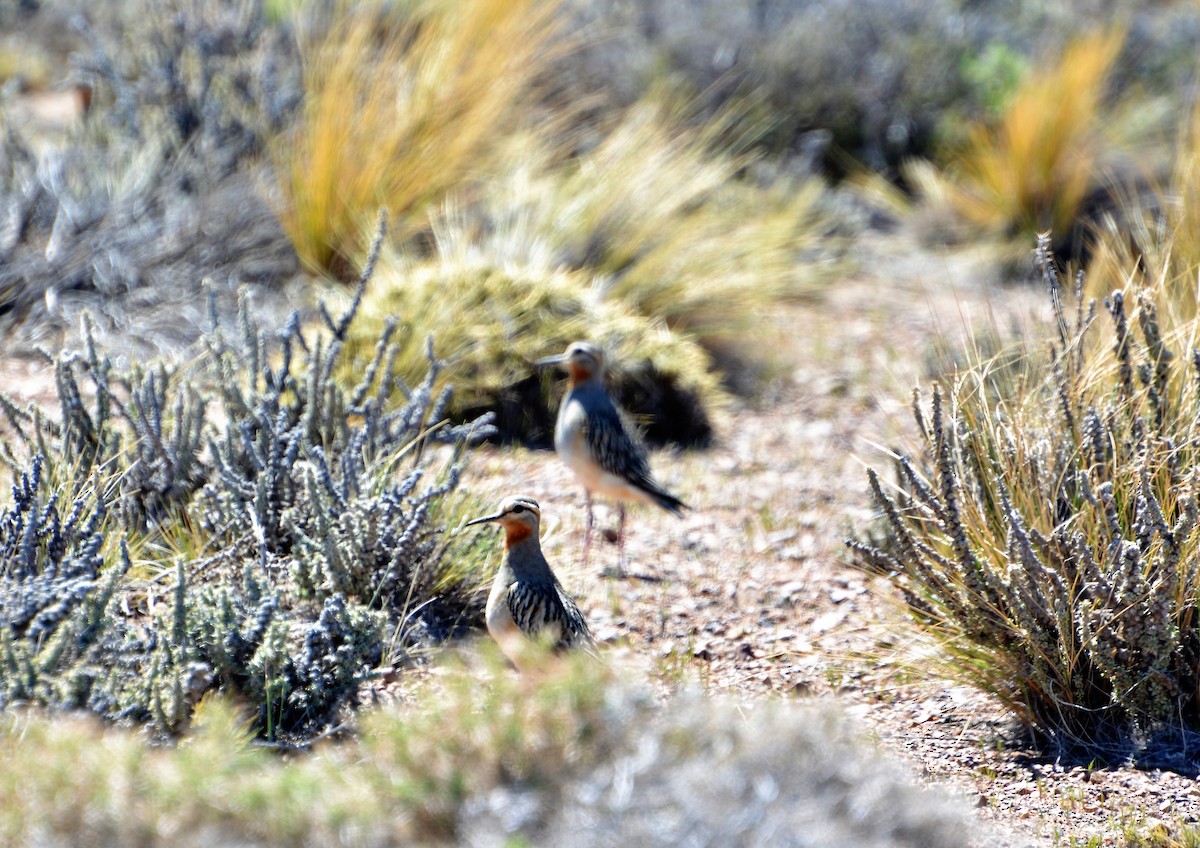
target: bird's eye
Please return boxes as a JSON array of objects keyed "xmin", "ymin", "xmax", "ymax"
[{"xmin": 510, "ymin": 505, "xmax": 526, "ymax": 514}]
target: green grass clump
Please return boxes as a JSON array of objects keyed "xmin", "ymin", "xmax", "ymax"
[
  {"xmin": 850, "ymin": 236, "xmax": 1200, "ymax": 760},
  {"xmin": 0, "ymin": 223, "xmax": 495, "ymax": 741},
  {"xmin": 340, "ymin": 251, "xmax": 722, "ymax": 446},
  {"xmin": 1117, "ymin": 816, "xmax": 1200, "ymax": 848},
  {"xmin": 0, "ymin": 652, "xmax": 971, "ymax": 847}
]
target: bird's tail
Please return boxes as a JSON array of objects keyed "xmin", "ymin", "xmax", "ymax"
[{"xmin": 651, "ymin": 487, "xmax": 688, "ymax": 517}]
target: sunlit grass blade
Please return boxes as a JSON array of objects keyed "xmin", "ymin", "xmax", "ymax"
[{"xmin": 275, "ymin": 0, "xmax": 560, "ymax": 276}]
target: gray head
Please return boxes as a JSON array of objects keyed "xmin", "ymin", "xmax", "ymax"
[
  {"xmin": 536, "ymin": 341, "xmax": 606, "ymax": 383},
  {"xmin": 464, "ymin": 495, "xmax": 542, "ymax": 546}
]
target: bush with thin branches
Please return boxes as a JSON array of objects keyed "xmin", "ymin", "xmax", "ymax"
[
  {"xmin": 851, "ymin": 236, "xmax": 1200, "ymax": 761},
  {"xmin": 0, "ymin": 221, "xmax": 494, "ymax": 741}
]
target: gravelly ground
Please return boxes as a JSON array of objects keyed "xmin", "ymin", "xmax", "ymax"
[{"xmin": 460, "ymin": 238, "xmax": 1200, "ymax": 847}]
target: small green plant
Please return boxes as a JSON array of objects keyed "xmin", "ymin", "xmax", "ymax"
[
  {"xmin": 850, "ymin": 235, "xmax": 1200, "ymax": 759},
  {"xmin": 1119, "ymin": 814, "xmax": 1200, "ymax": 847},
  {"xmin": 960, "ymin": 42, "xmax": 1028, "ymax": 118}
]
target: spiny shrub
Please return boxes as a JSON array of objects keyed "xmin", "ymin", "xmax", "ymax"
[
  {"xmin": 850, "ymin": 235, "xmax": 1200, "ymax": 760},
  {"xmin": 0, "ymin": 456, "xmax": 129, "ymax": 711},
  {"xmin": 0, "ymin": 221, "xmax": 495, "ymax": 741}
]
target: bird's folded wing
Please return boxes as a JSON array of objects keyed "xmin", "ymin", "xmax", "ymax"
[
  {"xmin": 583, "ymin": 401, "xmax": 653, "ymax": 482},
  {"xmin": 507, "ymin": 580, "xmax": 593, "ymax": 649}
]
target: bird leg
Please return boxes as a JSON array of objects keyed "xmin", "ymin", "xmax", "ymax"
[
  {"xmin": 581, "ymin": 491, "xmax": 594, "ymax": 569},
  {"xmin": 616, "ymin": 503, "xmax": 627, "ymax": 575}
]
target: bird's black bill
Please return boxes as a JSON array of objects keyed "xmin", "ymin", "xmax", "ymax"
[
  {"xmin": 463, "ymin": 511, "xmax": 504, "ymax": 527},
  {"xmin": 534, "ymin": 354, "xmax": 567, "ymax": 367}
]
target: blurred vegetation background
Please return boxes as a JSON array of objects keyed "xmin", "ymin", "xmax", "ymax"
[
  {"xmin": 3, "ymin": 0, "xmax": 1200, "ymax": 433},
  {"xmin": 3, "ymin": 0, "xmax": 1200, "ymax": 430}
]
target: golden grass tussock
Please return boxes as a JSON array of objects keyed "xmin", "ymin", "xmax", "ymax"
[
  {"xmin": 922, "ymin": 28, "xmax": 1125, "ymax": 250},
  {"xmin": 470, "ymin": 100, "xmax": 833, "ymax": 334},
  {"xmin": 275, "ymin": 0, "xmax": 559, "ymax": 276},
  {"xmin": 1087, "ymin": 100, "xmax": 1200, "ymax": 319},
  {"xmin": 605, "ymin": 172, "xmax": 827, "ymax": 343}
]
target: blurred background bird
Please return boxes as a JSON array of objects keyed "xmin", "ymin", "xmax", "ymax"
[{"xmin": 538, "ymin": 341, "xmax": 687, "ymax": 575}]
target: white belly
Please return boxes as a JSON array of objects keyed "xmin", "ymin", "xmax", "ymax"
[
  {"xmin": 486, "ymin": 579, "xmax": 526, "ymax": 664},
  {"xmin": 486, "ymin": 578, "xmax": 518, "ymax": 640},
  {"xmin": 556, "ymin": 400, "xmax": 655, "ymax": 505},
  {"xmin": 572, "ymin": 458, "xmax": 656, "ymax": 505}
]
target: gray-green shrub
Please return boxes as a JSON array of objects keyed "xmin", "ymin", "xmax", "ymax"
[
  {"xmin": 0, "ymin": 222, "xmax": 494, "ymax": 740},
  {"xmin": 850, "ymin": 237, "xmax": 1200, "ymax": 763},
  {"xmin": 0, "ymin": 0, "xmax": 302, "ymax": 354}
]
